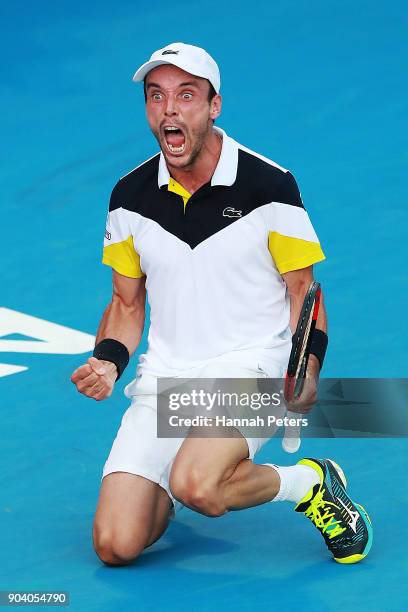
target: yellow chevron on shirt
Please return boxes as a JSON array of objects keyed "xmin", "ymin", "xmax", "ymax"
[
  {"xmin": 102, "ymin": 235, "xmax": 144, "ymax": 278},
  {"xmin": 168, "ymin": 177, "xmax": 192, "ymax": 211},
  {"xmin": 268, "ymin": 231, "xmax": 325, "ymax": 274}
]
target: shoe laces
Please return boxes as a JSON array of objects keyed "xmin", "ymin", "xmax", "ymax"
[{"xmin": 304, "ymin": 488, "xmax": 347, "ymax": 539}]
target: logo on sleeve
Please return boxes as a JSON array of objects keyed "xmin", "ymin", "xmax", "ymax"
[
  {"xmin": 223, "ymin": 207, "xmax": 242, "ymax": 218},
  {"xmin": 105, "ymin": 230, "xmax": 111, "ymax": 240}
]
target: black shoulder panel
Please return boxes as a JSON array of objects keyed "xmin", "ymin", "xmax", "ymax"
[
  {"xmin": 109, "ymin": 154, "xmax": 161, "ymax": 212},
  {"xmin": 234, "ymin": 149, "xmax": 304, "ymax": 209}
]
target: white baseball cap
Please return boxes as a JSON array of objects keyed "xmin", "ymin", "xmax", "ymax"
[{"xmin": 132, "ymin": 42, "xmax": 221, "ymax": 93}]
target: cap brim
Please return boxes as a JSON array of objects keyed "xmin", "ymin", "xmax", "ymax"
[
  {"xmin": 133, "ymin": 59, "xmax": 182, "ymax": 82},
  {"xmin": 132, "ymin": 57, "xmax": 219, "ymax": 92}
]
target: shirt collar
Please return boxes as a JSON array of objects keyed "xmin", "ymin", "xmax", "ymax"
[{"xmin": 157, "ymin": 126, "xmax": 238, "ymax": 189}]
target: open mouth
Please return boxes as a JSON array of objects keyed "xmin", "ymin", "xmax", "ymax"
[{"xmin": 163, "ymin": 126, "xmax": 186, "ymax": 154}]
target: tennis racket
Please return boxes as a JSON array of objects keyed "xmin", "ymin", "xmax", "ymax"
[{"xmin": 282, "ymin": 280, "xmax": 321, "ymax": 453}]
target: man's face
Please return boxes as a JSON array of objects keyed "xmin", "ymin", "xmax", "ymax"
[{"xmin": 145, "ymin": 65, "xmax": 221, "ymax": 169}]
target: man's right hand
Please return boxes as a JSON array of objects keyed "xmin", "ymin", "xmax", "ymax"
[{"xmin": 71, "ymin": 357, "xmax": 118, "ymax": 401}]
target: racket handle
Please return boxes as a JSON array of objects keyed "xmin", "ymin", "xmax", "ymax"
[{"xmin": 282, "ymin": 410, "xmax": 302, "ymax": 453}]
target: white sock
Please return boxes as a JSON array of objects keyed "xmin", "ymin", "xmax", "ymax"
[{"xmin": 264, "ymin": 463, "xmax": 320, "ymax": 504}]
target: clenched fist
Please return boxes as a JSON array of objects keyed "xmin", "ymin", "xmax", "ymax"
[{"xmin": 71, "ymin": 357, "xmax": 118, "ymax": 401}]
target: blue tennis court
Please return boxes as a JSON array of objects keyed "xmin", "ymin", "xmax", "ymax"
[{"xmin": 1, "ymin": 0, "xmax": 407, "ymax": 609}]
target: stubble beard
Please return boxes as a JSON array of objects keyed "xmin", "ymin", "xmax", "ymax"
[{"xmin": 156, "ymin": 121, "xmax": 212, "ymax": 171}]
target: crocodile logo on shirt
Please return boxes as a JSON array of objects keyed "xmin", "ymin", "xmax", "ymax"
[{"xmin": 223, "ymin": 207, "xmax": 242, "ymax": 218}]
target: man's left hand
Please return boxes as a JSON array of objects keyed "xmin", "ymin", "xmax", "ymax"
[{"xmin": 285, "ymin": 354, "xmax": 320, "ymax": 414}]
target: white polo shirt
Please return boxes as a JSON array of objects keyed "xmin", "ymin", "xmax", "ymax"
[{"xmin": 102, "ymin": 128, "xmax": 325, "ymax": 376}]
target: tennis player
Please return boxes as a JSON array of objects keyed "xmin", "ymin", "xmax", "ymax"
[{"xmin": 71, "ymin": 43, "xmax": 372, "ymax": 566}]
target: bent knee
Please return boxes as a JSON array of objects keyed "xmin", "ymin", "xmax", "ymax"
[
  {"xmin": 170, "ymin": 471, "xmax": 225, "ymax": 517},
  {"xmin": 93, "ymin": 526, "xmax": 147, "ymax": 566}
]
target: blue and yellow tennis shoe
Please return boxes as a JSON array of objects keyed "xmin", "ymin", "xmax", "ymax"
[{"xmin": 295, "ymin": 458, "xmax": 373, "ymax": 564}]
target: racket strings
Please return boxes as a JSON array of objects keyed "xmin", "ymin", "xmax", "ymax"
[
  {"xmin": 295, "ymin": 307, "xmax": 314, "ymax": 380},
  {"xmin": 286, "ymin": 281, "xmax": 321, "ymax": 401}
]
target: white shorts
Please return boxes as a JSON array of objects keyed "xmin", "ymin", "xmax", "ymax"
[{"xmin": 102, "ymin": 347, "xmax": 289, "ymax": 511}]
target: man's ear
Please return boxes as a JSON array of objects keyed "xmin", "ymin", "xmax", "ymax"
[{"xmin": 210, "ymin": 94, "xmax": 222, "ymax": 121}]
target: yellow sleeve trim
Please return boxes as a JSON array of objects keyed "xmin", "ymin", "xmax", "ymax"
[
  {"xmin": 102, "ymin": 235, "xmax": 145, "ymax": 278},
  {"xmin": 268, "ymin": 231, "xmax": 326, "ymax": 274}
]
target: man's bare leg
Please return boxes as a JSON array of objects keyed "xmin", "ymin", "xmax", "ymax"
[
  {"xmin": 93, "ymin": 472, "xmax": 173, "ymax": 565},
  {"xmin": 169, "ymin": 429, "xmax": 282, "ymax": 516}
]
